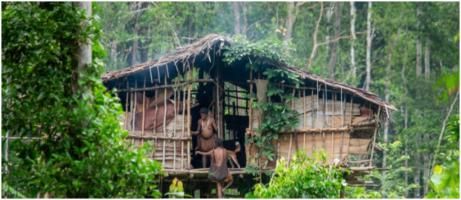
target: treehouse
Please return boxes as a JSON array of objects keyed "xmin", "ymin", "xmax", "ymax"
[{"xmin": 102, "ymin": 34, "xmax": 395, "ymax": 180}]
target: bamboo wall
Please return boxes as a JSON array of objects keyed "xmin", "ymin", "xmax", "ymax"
[
  {"xmin": 121, "ymin": 77, "xmax": 197, "ymax": 171},
  {"xmin": 247, "ymin": 82, "xmax": 378, "ymax": 167}
]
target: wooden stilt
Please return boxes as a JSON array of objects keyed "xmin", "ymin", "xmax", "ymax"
[
  {"xmin": 311, "ymin": 89, "xmax": 314, "ymax": 128},
  {"xmin": 303, "ymin": 90, "xmax": 306, "ymax": 151},
  {"xmin": 340, "ymin": 89, "xmax": 345, "ymax": 160},
  {"xmin": 181, "ymin": 85, "xmax": 185, "ymax": 169},
  {"xmin": 187, "ymin": 73, "xmax": 192, "ymax": 168},
  {"xmin": 173, "ymin": 85, "xmax": 177, "ymax": 170},
  {"xmin": 369, "ymin": 107, "xmax": 381, "ymax": 167},
  {"xmin": 141, "ymin": 78, "xmax": 146, "ymax": 145},
  {"xmin": 162, "ymin": 78, "xmax": 167, "ymax": 166},
  {"xmin": 349, "ymin": 96, "xmax": 353, "ymax": 125},
  {"xmin": 125, "ymin": 80, "xmax": 129, "ymax": 130},
  {"xmin": 133, "ymin": 81, "xmax": 137, "ymax": 145},
  {"xmin": 303, "ymin": 89, "xmax": 306, "ymax": 129}
]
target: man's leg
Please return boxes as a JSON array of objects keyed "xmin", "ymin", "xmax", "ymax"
[
  {"xmin": 216, "ymin": 182, "xmax": 223, "ymax": 198},
  {"xmin": 202, "ymin": 155, "xmax": 207, "ymax": 168},
  {"xmin": 223, "ymin": 174, "xmax": 233, "ymax": 191}
]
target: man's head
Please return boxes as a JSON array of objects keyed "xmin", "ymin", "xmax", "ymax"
[
  {"xmin": 199, "ymin": 107, "xmax": 209, "ymax": 119},
  {"xmin": 215, "ymin": 138, "xmax": 223, "ymax": 148}
]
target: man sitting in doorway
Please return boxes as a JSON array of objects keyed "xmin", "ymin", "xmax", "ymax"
[
  {"xmin": 196, "ymin": 138, "xmax": 233, "ymax": 198},
  {"xmin": 192, "ymin": 107, "xmax": 218, "ymax": 167}
]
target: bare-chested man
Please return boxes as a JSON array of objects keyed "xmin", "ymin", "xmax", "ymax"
[
  {"xmin": 192, "ymin": 107, "xmax": 218, "ymax": 167},
  {"xmin": 196, "ymin": 139, "xmax": 233, "ymax": 198}
]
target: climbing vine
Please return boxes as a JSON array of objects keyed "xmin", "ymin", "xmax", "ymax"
[{"xmin": 223, "ymin": 37, "xmax": 300, "ymax": 175}]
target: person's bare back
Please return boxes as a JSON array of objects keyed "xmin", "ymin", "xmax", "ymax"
[{"xmin": 196, "ymin": 139, "xmax": 233, "ymax": 198}]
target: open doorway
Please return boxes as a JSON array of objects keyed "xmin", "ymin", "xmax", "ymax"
[{"xmin": 190, "ymin": 81, "xmax": 249, "ymax": 169}]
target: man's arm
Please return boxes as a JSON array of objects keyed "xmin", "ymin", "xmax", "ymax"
[
  {"xmin": 191, "ymin": 120, "xmax": 201, "ymax": 135},
  {"xmin": 211, "ymin": 118, "xmax": 218, "ymax": 132},
  {"xmin": 196, "ymin": 150, "xmax": 212, "ymax": 156}
]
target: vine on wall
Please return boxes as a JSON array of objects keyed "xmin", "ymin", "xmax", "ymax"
[{"xmin": 223, "ymin": 37, "xmax": 300, "ymax": 176}]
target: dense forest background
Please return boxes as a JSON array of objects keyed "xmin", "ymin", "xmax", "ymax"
[
  {"xmin": 2, "ymin": 1, "xmax": 459, "ymax": 198},
  {"xmin": 96, "ymin": 2, "xmax": 459, "ymax": 198}
]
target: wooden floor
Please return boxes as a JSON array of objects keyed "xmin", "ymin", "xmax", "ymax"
[{"xmin": 164, "ymin": 168, "xmax": 249, "ymax": 178}]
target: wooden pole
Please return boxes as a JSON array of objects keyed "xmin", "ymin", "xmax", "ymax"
[
  {"xmin": 162, "ymin": 77, "xmax": 167, "ymax": 166},
  {"xmin": 303, "ymin": 89, "xmax": 306, "ymax": 128},
  {"xmin": 173, "ymin": 84, "xmax": 177, "ymax": 170},
  {"xmin": 181, "ymin": 85, "xmax": 185, "ymax": 169},
  {"xmin": 141, "ymin": 78, "xmax": 146, "ymax": 145},
  {"xmin": 187, "ymin": 74, "xmax": 192, "ymax": 168},
  {"xmin": 132, "ymin": 81, "xmax": 137, "ymax": 145},
  {"xmin": 303, "ymin": 89, "xmax": 306, "ymax": 150},
  {"xmin": 369, "ymin": 107, "xmax": 381, "ymax": 167},
  {"xmin": 125, "ymin": 80, "xmax": 129, "ymax": 130},
  {"xmin": 349, "ymin": 96, "xmax": 353, "ymax": 125}
]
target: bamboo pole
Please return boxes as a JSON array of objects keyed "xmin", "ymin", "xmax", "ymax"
[
  {"xmin": 141, "ymin": 78, "xmax": 146, "ymax": 145},
  {"xmin": 125, "ymin": 80, "xmax": 129, "ymax": 130},
  {"xmin": 173, "ymin": 85, "xmax": 177, "ymax": 170},
  {"xmin": 182, "ymin": 85, "xmax": 186, "ymax": 169},
  {"xmin": 349, "ymin": 96, "xmax": 353, "ymax": 125},
  {"xmin": 187, "ymin": 76, "xmax": 192, "ymax": 168},
  {"xmin": 127, "ymin": 135, "xmax": 191, "ymax": 140},
  {"xmin": 132, "ymin": 81, "xmax": 137, "ymax": 145},
  {"xmin": 341, "ymin": 88, "xmax": 345, "ymax": 126},
  {"xmin": 322, "ymin": 83, "xmax": 326, "ymax": 150},
  {"xmin": 162, "ymin": 77, "xmax": 167, "ymax": 166},
  {"xmin": 316, "ymin": 81, "xmax": 320, "ymax": 128},
  {"xmin": 311, "ymin": 89, "xmax": 314, "ymax": 128},
  {"xmin": 369, "ymin": 107, "xmax": 381, "ymax": 167},
  {"xmin": 249, "ymin": 67, "xmax": 253, "ymax": 131},
  {"xmin": 340, "ymin": 89, "xmax": 345, "ymax": 158},
  {"xmin": 154, "ymin": 87, "xmax": 158, "ymax": 136},
  {"xmin": 116, "ymin": 79, "xmax": 215, "ymax": 92}
]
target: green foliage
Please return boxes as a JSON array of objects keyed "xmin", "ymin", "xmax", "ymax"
[
  {"xmin": 223, "ymin": 35, "xmax": 291, "ymax": 66},
  {"xmin": 345, "ymin": 187, "xmax": 382, "ymax": 199},
  {"xmin": 246, "ymin": 151, "xmax": 346, "ymax": 198},
  {"xmin": 2, "ymin": 3, "xmax": 162, "ymax": 197},
  {"xmin": 426, "ymin": 115, "xmax": 459, "ymax": 198},
  {"xmin": 427, "ymin": 163, "xmax": 459, "ymax": 198},
  {"xmin": 368, "ymin": 141, "xmax": 417, "ymax": 198}
]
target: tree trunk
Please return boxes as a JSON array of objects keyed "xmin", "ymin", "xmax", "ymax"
[
  {"xmin": 232, "ymin": 2, "xmax": 241, "ymax": 35},
  {"xmin": 422, "ymin": 152, "xmax": 430, "ymax": 196},
  {"xmin": 72, "ymin": 2, "xmax": 92, "ymax": 94},
  {"xmin": 328, "ymin": 2, "xmax": 342, "ymax": 79},
  {"xmin": 404, "ymin": 106, "xmax": 409, "ymax": 198},
  {"xmin": 413, "ymin": 148, "xmax": 421, "ymax": 198},
  {"xmin": 350, "ymin": 2, "xmax": 357, "ymax": 79},
  {"xmin": 365, "ymin": 2, "xmax": 373, "ymax": 91},
  {"xmin": 416, "ymin": 40, "xmax": 422, "ymax": 77},
  {"xmin": 416, "ymin": 6, "xmax": 422, "ymax": 77},
  {"xmin": 128, "ymin": 2, "xmax": 141, "ymax": 66},
  {"xmin": 242, "ymin": 2, "xmax": 248, "ymax": 35},
  {"xmin": 307, "ymin": 3, "xmax": 324, "ymax": 69},
  {"xmin": 284, "ymin": 2, "xmax": 296, "ymax": 42},
  {"xmin": 77, "ymin": 2, "xmax": 92, "ymax": 71},
  {"xmin": 424, "ymin": 40, "xmax": 431, "ymax": 79}
]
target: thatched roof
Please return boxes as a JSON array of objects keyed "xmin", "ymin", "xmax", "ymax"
[{"xmin": 102, "ymin": 34, "xmax": 396, "ymax": 114}]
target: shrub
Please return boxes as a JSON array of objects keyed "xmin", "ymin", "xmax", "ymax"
[
  {"xmin": 2, "ymin": 3, "xmax": 162, "ymax": 197},
  {"xmin": 246, "ymin": 151, "xmax": 345, "ymax": 198}
]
